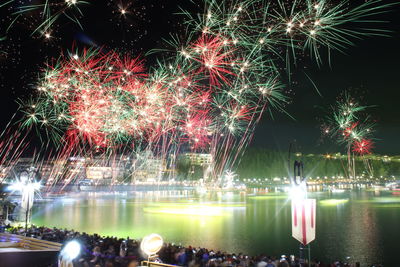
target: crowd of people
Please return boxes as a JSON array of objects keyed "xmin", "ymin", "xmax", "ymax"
[{"xmin": 5, "ymin": 225, "xmax": 378, "ymax": 267}]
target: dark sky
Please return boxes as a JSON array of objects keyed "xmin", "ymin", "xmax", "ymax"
[
  {"xmin": 253, "ymin": 5, "xmax": 400, "ymax": 155},
  {"xmin": 0, "ymin": 0, "xmax": 399, "ymax": 155}
]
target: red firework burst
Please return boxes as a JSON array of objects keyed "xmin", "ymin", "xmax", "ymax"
[
  {"xmin": 191, "ymin": 34, "xmax": 235, "ymax": 86},
  {"xmin": 352, "ymin": 139, "xmax": 373, "ymax": 155},
  {"xmin": 343, "ymin": 122, "xmax": 358, "ymax": 139}
]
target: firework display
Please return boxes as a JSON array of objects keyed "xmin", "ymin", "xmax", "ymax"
[
  {"xmin": 8, "ymin": 0, "xmax": 89, "ymax": 36},
  {"xmin": 11, "ymin": 0, "xmax": 393, "ymax": 181},
  {"xmin": 321, "ymin": 90, "xmax": 376, "ymax": 178},
  {"xmin": 322, "ymin": 91, "xmax": 375, "ymax": 155}
]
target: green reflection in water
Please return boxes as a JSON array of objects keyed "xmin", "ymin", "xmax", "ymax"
[
  {"xmin": 31, "ymin": 191, "xmax": 400, "ymax": 266},
  {"xmin": 319, "ymin": 199, "xmax": 349, "ymax": 206},
  {"xmin": 372, "ymin": 204, "xmax": 400, "ymax": 208},
  {"xmin": 357, "ymin": 197, "xmax": 400, "ymax": 204},
  {"xmin": 142, "ymin": 203, "xmax": 243, "ymax": 216},
  {"xmin": 248, "ymin": 195, "xmax": 288, "ymax": 200}
]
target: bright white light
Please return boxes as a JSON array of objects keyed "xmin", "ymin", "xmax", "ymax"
[
  {"xmin": 66, "ymin": 0, "xmax": 77, "ymax": 4},
  {"xmin": 32, "ymin": 182, "xmax": 41, "ymax": 190},
  {"xmin": 62, "ymin": 240, "xmax": 81, "ymax": 260},
  {"xmin": 197, "ymin": 187, "xmax": 207, "ymax": 194},
  {"xmin": 289, "ymin": 184, "xmax": 307, "ymax": 201},
  {"xmin": 140, "ymin": 234, "xmax": 163, "ymax": 256},
  {"xmin": 8, "ymin": 181, "xmax": 41, "ymax": 192}
]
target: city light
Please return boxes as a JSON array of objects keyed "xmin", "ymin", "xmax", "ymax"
[
  {"xmin": 140, "ymin": 234, "xmax": 163, "ymax": 257},
  {"xmin": 289, "ymin": 184, "xmax": 307, "ymax": 201},
  {"xmin": 8, "ymin": 180, "xmax": 41, "ymax": 192},
  {"xmin": 0, "ymin": 0, "xmax": 398, "ymax": 265},
  {"xmin": 61, "ymin": 240, "xmax": 81, "ymax": 260},
  {"xmin": 319, "ymin": 199, "xmax": 349, "ymax": 206},
  {"xmin": 143, "ymin": 204, "xmax": 227, "ymax": 216}
]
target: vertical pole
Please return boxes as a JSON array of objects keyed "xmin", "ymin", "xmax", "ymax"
[
  {"xmin": 25, "ymin": 198, "xmax": 29, "ymax": 236},
  {"xmin": 299, "ymin": 244, "xmax": 304, "ymax": 266},
  {"xmin": 299, "ymin": 244, "xmax": 311, "ymax": 267},
  {"xmin": 347, "ymin": 145, "xmax": 351, "ymax": 179}
]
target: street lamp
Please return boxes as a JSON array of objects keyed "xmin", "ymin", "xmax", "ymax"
[
  {"xmin": 59, "ymin": 240, "xmax": 81, "ymax": 266},
  {"xmin": 140, "ymin": 233, "xmax": 163, "ymax": 265},
  {"xmin": 8, "ymin": 175, "xmax": 41, "ymax": 234}
]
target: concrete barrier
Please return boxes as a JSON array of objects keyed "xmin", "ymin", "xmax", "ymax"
[{"xmin": 0, "ymin": 233, "xmax": 61, "ymax": 267}]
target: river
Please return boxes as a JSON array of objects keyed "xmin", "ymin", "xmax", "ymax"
[{"xmin": 31, "ymin": 189, "xmax": 400, "ymax": 266}]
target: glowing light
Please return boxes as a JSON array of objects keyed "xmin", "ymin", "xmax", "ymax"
[
  {"xmin": 66, "ymin": 0, "xmax": 77, "ymax": 4},
  {"xmin": 8, "ymin": 180, "xmax": 41, "ymax": 192},
  {"xmin": 140, "ymin": 234, "xmax": 163, "ymax": 257},
  {"xmin": 289, "ymin": 184, "xmax": 307, "ymax": 201},
  {"xmin": 319, "ymin": 199, "xmax": 349, "ymax": 206},
  {"xmin": 61, "ymin": 240, "xmax": 81, "ymax": 260},
  {"xmin": 142, "ymin": 203, "xmax": 233, "ymax": 217}
]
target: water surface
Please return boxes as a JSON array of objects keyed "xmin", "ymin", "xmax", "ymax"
[{"xmin": 32, "ymin": 190, "xmax": 400, "ymax": 266}]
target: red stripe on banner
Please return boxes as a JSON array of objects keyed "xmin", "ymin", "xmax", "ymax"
[
  {"xmin": 311, "ymin": 200, "xmax": 314, "ymax": 228},
  {"xmin": 302, "ymin": 203, "xmax": 307, "ymax": 245},
  {"xmin": 294, "ymin": 203, "xmax": 297, "ymax": 227}
]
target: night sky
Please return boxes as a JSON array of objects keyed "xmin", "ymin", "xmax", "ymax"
[{"xmin": 1, "ymin": 0, "xmax": 399, "ymax": 154}]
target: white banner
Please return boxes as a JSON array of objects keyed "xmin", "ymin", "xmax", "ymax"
[{"xmin": 291, "ymin": 199, "xmax": 316, "ymax": 245}]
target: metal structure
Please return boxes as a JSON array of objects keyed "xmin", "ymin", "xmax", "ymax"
[{"xmin": 288, "ymin": 143, "xmax": 316, "ymax": 267}]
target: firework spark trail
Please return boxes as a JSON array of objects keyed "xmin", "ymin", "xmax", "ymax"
[
  {"xmin": 8, "ymin": 0, "xmax": 90, "ymax": 36},
  {"xmin": 0, "ymin": 113, "xmax": 34, "ymax": 183},
  {"xmin": 322, "ymin": 91, "xmax": 375, "ymax": 153},
  {"xmin": 0, "ymin": 129, "xmax": 29, "ymax": 172},
  {"xmin": 17, "ymin": 0, "xmax": 393, "ymax": 183},
  {"xmin": 321, "ymin": 90, "xmax": 376, "ymax": 178}
]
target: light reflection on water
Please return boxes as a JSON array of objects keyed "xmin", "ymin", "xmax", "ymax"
[{"xmin": 32, "ymin": 190, "xmax": 400, "ymax": 266}]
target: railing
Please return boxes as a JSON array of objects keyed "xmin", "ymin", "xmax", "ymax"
[
  {"xmin": 141, "ymin": 261, "xmax": 178, "ymax": 267},
  {"xmin": 0, "ymin": 233, "xmax": 61, "ymax": 251}
]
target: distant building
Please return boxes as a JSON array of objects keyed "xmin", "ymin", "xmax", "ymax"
[
  {"xmin": 184, "ymin": 153, "xmax": 213, "ymax": 166},
  {"xmin": 181, "ymin": 153, "xmax": 213, "ymax": 181},
  {"xmin": 133, "ymin": 157, "xmax": 165, "ymax": 182},
  {"xmin": 86, "ymin": 166, "xmax": 112, "ymax": 180}
]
